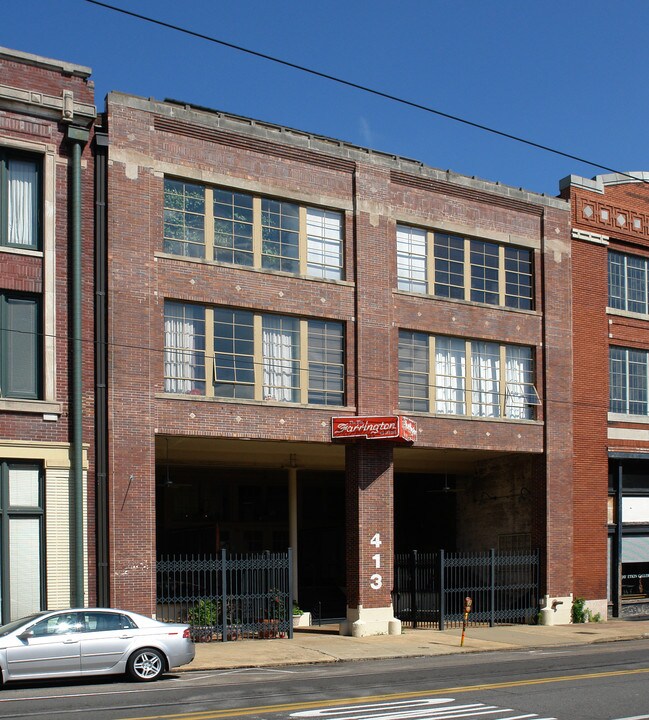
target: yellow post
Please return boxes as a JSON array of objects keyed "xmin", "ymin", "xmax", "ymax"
[{"xmin": 460, "ymin": 596, "xmax": 472, "ymax": 646}]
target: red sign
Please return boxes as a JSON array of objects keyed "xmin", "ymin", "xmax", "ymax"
[{"xmin": 331, "ymin": 416, "xmax": 417, "ymax": 443}]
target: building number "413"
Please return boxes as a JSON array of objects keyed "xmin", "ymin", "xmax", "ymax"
[{"xmin": 370, "ymin": 533, "xmax": 382, "ymax": 590}]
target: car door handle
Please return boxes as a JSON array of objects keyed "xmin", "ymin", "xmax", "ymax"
[
  {"xmin": 63, "ymin": 639, "xmax": 79, "ymax": 644},
  {"xmin": 119, "ymin": 634, "xmax": 133, "ymax": 639}
]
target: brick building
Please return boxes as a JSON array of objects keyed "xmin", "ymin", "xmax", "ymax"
[
  {"xmin": 103, "ymin": 91, "xmax": 574, "ymax": 633},
  {"xmin": 0, "ymin": 47, "xmax": 96, "ymax": 621},
  {"xmin": 561, "ymin": 172, "xmax": 649, "ymax": 619}
]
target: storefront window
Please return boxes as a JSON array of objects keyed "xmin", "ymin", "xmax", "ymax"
[{"xmin": 622, "ymin": 562, "xmax": 649, "ymax": 598}]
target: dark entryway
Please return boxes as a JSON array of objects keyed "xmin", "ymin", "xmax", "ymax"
[
  {"xmin": 297, "ymin": 471, "xmax": 346, "ymax": 619},
  {"xmin": 395, "ymin": 473, "xmax": 457, "ymax": 552}
]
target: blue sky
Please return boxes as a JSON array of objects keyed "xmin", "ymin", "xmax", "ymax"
[{"xmin": 2, "ymin": 1, "xmax": 647, "ymax": 196}]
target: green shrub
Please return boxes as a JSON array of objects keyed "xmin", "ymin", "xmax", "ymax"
[
  {"xmin": 188, "ymin": 599, "xmax": 220, "ymax": 626},
  {"xmin": 572, "ymin": 598, "xmax": 602, "ymax": 623},
  {"xmin": 572, "ymin": 597, "xmax": 587, "ymax": 623}
]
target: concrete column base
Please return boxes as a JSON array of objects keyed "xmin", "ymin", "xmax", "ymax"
[
  {"xmin": 539, "ymin": 594, "xmax": 573, "ymax": 625},
  {"xmin": 339, "ymin": 605, "xmax": 402, "ymax": 637}
]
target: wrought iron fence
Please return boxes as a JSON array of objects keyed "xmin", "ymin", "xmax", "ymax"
[
  {"xmin": 393, "ymin": 549, "xmax": 540, "ymax": 629},
  {"xmin": 157, "ymin": 549, "xmax": 293, "ymax": 641}
]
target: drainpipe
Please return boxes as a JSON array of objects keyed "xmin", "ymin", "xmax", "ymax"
[
  {"xmin": 94, "ymin": 130, "xmax": 109, "ymax": 607},
  {"xmin": 67, "ymin": 125, "xmax": 90, "ymax": 608}
]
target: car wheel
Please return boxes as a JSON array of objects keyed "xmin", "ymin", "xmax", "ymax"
[{"xmin": 126, "ymin": 648, "xmax": 165, "ymax": 682}]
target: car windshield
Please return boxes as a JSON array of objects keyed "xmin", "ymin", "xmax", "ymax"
[{"xmin": 0, "ymin": 612, "xmax": 48, "ymax": 637}]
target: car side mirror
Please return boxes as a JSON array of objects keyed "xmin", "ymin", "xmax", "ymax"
[{"xmin": 18, "ymin": 630, "xmax": 34, "ymax": 640}]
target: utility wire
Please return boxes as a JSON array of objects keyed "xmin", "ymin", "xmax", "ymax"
[
  {"xmin": 6, "ymin": 325, "xmax": 609, "ymax": 414},
  {"xmin": 84, "ymin": 0, "xmax": 643, "ymax": 183}
]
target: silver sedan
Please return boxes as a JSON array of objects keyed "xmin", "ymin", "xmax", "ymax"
[{"xmin": 0, "ymin": 608, "xmax": 195, "ymax": 684}]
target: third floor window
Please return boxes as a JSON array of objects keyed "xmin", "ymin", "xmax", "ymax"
[
  {"xmin": 163, "ymin": 178, "xmax": 344, "ymax": 280},
  {"xmin": 610, "ymin": 346, "xmax": 649, "ymax": 416},
  {"xmin": 396, "ymin": 224, "xmax": 533, "ymax": 310},
  {"xmin": 608, "ymin": 250, "xmax": 649, "ymax": 315},
  {"xmin": 0, "ymin": 150, "xmax": 41, "ymax": 250}
]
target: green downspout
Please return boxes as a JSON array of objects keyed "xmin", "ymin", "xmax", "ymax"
[{"xmin": 67, "ymin": 126, "xmax": 90, "ymax": 608}]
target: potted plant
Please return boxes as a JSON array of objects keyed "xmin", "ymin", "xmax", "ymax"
[
  {"xmin": 259, "ymin": 589, "xmax": 287, "ymax": 638},
  {"xmin": 188, "ymin": 599, "xmax": 220, "ymax": 642},
  {"xmin": 292, "ymin": 601, "xmax": 311, "ymax": 628}
]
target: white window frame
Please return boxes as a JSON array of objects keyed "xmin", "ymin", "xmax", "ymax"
[
  {"xmin": 608, "ymin": 250, "xmax": 649, "ymax": 315},
  {"xmin": 610, "ymin": 346, "xmax": 649, "ymax": 416}
]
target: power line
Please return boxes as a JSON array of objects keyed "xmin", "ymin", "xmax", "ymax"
[
  {"xmin": 4, "ymin": 326, "xmax": 611, "ymax": 415},
  {"xmin": 84, "ymin": 0, "xmax": 643, "ymax": 183}
]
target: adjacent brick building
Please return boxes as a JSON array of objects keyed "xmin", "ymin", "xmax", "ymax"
[
  {"xmin": 0, "ymin": 47, "xmax": 96, "ymax": 620},
  {"xmin": 561, "ymin": 172, "xmax": 649, "ymax": 618},
  {"xmin": 104, "ymin": 92, "xmax": 574, "ymax": 632}
]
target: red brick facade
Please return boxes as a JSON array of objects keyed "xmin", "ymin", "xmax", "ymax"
[
  {"xmin": 562, "ymin": 172, "xmax": 649, "ymax": 615},
  {"xmin": 0, "ymin": 47, "xmax": 96, "ymax": 618},
  {"xmin": 105, "ymin": 93, "xmax": 573, "ymax": 628}
]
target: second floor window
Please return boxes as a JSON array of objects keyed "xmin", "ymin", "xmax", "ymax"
[
  {"xmin": 164, "ymin": 301, "xmax": 344, "ymax": 406},
  {"xmin": 398, "ymin": 330, "xmax": 538, "ymax": 419},
  {"xmin": 164, "ymin": 179, "xmax": 343, "ymax": 280},
  {"xmin": 610, "ymin": 346, "xmax": 649, "ymax": 416},
  {"xmin": 608, "ymin": 250, "xmax": 649, "ymax": 315},
  {"xmin": 0, "ymin": 293, "xmax": 40, "ymax": 400},
  {"xmin": 1, "ymin": 150, "xmax": 41, "ymax": 250},
  {"xmin": 396, "ymin": 224, "xmax": 533, "ymax": 310}
]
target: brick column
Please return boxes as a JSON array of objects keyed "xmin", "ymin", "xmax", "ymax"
[
  {"xmin": 342, "ymin": 442, "xmax": 400, "ymax": 636},
  {"xmin": 538, "ymin": 205, "xmax": 575, "ymax": 625}
]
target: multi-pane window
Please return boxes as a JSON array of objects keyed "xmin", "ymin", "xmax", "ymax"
[
  {"xmin": 163, "ymin": 179, "xmax": 205, "ymax": 258},
  {"xmin": 398, "ymin": 330, "xmax": 538, "ymax": 419},
  {"xmin": 163, "ymin": 302, "xmax": 206, "ymax": 394},
  {"xmin": 396, "ymin": 224, "xmax": 534, "ymax": 310},
  {"xmin": 0, "ymin": 150, "xmax": 41, "ymax": 250},
  {"xmin": 0, "ymin": 293, "xmax": 40, "ymax": 400},
  {"xmin": 306, "ymin": 208, "xmax": 344, "ymax": 279},
  {"xmin": 504, "ymin": 246, "xmax": 533, "ymax": 309},
  {"xmin": 261, "ymin": 314, "xmax": 300, "ymax": 401},
  {"xmin": 610, "ymin": 346, "xmax": 649, "ymax": 416},
  {"xmin": 214, "ymin": 188, "xmax": 254, "ymax": 266},
  {"xmin": 397, "ymin": 225, "xmax": 427, "ymax": 293},
  {"xmin": 0, "ymin": 462, "xmax": 43, "ymax": 622},
  {"xmin": 608, "ymin": 251, "xmax": 649, "ymax": 315},
  {"xmin": 165, "ymin": 301, "xmax": 344, "ymax": 406},
  {"xmin": 164, "ymin": 179, "xmax": 343, "ymax": 280},
  {"xmin": 470, "ymin": 240, "xmax": 500, "ymax": 305},
  {"xmin": 261, "ymin": 199, "xmax": 300, "ymax": 273},
  {"xmin": 308, "ymin": 320, "xmax": 345, "ymax": 405},
  {"xmin": 214, "ymin": 308, "xmax": 255, "ymax": 400},
  {"xmin": 434, "ymin": 233, "xmax": 464, "ymax": 299},
  {"xmin": 396, "ymin": 331, "xmax": 429, "ymax": 412}
]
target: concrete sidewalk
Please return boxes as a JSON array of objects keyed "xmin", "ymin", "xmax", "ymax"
[{"xmin": 182, "ymin": 619, "xmax": 649, "ymax": 671}]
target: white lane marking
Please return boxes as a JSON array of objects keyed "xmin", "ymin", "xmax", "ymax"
[
  {"xmin": 217, "ymin": 668, "xmax": 300, "ymax": 676},
  {"xmin": 291, "ymin": 698, "xmax": 555, "ymax": 720},
  {"xmin": 612, "ymin": 716, "xmax": 649, "ymax": 720},
  {"xmin": 510, "ymin": 651, "xmax": 571, "ymax": 656}
]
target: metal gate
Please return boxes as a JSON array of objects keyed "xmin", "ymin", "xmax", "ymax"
[
  {"xmin": 156, "ymin": 549, "xmax": 293, "ymax": 641},
  {"xmin": 392, "ymin": 549, "xmax": 540, "ymax": 629}
]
